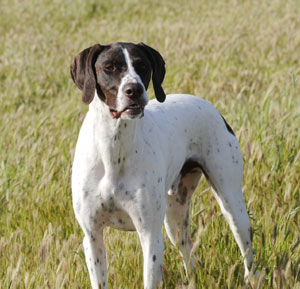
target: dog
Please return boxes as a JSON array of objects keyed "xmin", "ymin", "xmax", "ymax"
[{"xmin": 70, "ymin": 42, "xmax": 254, "ymax": 289}]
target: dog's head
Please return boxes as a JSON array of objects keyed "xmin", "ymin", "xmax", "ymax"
[{"xmin": 70, "ymin": 42, "xmax": 166, "ymax": 119}]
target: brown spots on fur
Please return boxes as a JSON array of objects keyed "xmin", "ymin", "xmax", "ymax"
[
  {"xmin": 84, "ymin": 190, "xmax": 89, "ymax": 198},
  {"xmin": 173, "ymin": 159, "xmax": 203, "ymax": 205},
  {"xmin": 184, "ymin": 217, "xmax": 188, "ymax": 228},
  {"xmin": 180, "ymin": 159, "xmax": 201, "ymax": 177},
  {"xmin": 178, "ymin": 185, "xmax": 188, "ymax": 205}
]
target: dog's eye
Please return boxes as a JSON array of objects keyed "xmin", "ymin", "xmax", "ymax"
[{"xmin": 103, "ymin": 65, "xmax": 116, "ymax": 73}]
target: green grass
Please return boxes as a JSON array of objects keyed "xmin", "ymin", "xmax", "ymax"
[{"xmin": 1, "ymin": 0, "xmax": 300, "ymax": 288}]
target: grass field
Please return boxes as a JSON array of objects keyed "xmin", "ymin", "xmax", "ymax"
[{"xmin": 1, "ymin": 0, "xmax": 300, "ymax": 288}]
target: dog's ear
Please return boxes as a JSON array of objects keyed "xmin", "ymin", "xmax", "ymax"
[
  {"xmin": 137, "ymin": 43, "xmax": 166, "ymax": 102},
  {"xmin": 70, "ymin": 44, "xmax": 104, "ymax": 104}
]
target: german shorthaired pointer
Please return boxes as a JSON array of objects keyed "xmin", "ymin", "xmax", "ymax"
[{"xmin": 70, "ymin": 42, "xmax": 254, "ymax": 289}]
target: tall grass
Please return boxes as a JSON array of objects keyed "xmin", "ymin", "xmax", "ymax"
[{"xmin": 1, "ymin": 0, "xmax": 299, "ymax": 288}]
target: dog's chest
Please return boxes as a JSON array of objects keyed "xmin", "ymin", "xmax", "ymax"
[
  {"xmin": 87, "ymin": 150, "xmax": 161, "ymax": 231},
  {"xmin": 81, "ymin": 184, "xmax": 136, "ymax": 231}
]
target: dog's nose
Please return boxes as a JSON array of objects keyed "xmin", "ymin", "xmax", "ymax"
[{"xmin": 123, "ymin": 83, "xmax": 144, "ymax": 99}]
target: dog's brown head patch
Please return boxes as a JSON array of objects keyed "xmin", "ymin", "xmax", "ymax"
[{"xmin": 70, "ymin": 42, "xmax": 166, "ymax": 111}]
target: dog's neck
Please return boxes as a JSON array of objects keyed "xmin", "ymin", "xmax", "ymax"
[{"xmin": 89, "ymin": 95, "xmax": 140, "ymax": 179}]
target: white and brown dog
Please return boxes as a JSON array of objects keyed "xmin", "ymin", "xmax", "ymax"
[{"xmin": 70, "ymin": 42, "xmax": 254, "ymax": 289}]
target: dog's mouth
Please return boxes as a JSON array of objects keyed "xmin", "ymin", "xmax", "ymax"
[{"xmin": 110, "ymin": 104, "xmax": 144, "ymax": 119}]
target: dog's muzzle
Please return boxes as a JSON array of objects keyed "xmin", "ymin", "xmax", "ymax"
[
  {"xmin": 110, "ymin": 82, "xmax": 146, "ymax": 119},
  {"xmin": 110, "ymin": 104, "xmax": 145, "ymax": 119}
]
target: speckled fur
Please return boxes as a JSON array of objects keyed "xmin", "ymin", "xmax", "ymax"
[{"xmin": 71, "ymin": 44, "xmax": 254, "ymax": 289}]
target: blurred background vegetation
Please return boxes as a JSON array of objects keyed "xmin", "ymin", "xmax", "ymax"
[{"xmin": 0, "ymin": 0, "xmax": 299, "ymax": 288}]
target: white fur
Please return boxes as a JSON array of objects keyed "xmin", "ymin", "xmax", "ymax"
[
  {"xmin": 72, "ymin": 91, "xmax": 254, "ymax": 289},
  {"xmin": 72, "ymin": 39, "xmax": 253, "ymax": 289},
  {"xmin": 116, "ymin": 48, "xmax": 148, "ymax": 116}
]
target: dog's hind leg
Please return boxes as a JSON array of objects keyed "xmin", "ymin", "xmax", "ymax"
[
  {"xmin": 202, "ymin": 137, "xmax": 254, "ymax": 278},
  {"xmin": 211, "ymin": 186, "xmax": 254, "ymax": 278},
  {"xmin": 164, "ymin": 164, "xmax": 202, "ymax": 276},
  {"xmin": 82, "ymin": 229, "xmax": 108, "ymax": 289}
]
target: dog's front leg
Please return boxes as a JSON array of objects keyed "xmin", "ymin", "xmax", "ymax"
[
  {"xmin": 139, "ymin": 230, "xmax": 164, "ymax": 289},
  {"xmin": 82, "ymin": 229, "xmax": 108, "ymax": 289},
  {"xmin": 125, "ymin": 189, "xmax": 165, "ymax": 289}
]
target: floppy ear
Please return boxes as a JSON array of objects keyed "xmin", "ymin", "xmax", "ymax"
[
  {"xmin": 137, "ymin": 43, "xmax": 166, "ymax": 102},
  {"xmin": 70, "ymin": 44, "xmax": 104, "ymax": 104}
]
